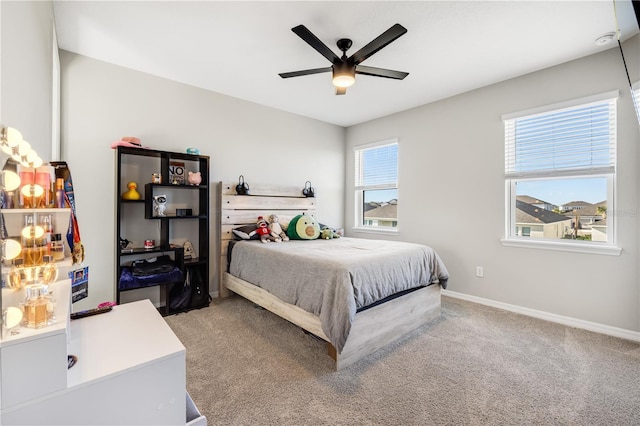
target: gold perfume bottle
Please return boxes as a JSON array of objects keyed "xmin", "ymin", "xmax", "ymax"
[{"xmin": 22, "ymin": 284, "xmax": 50, "ymax": 329}]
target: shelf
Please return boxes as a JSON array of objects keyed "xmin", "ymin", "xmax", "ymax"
[
  {"xmin": 184, "ymin": 257, "xmax": 206, "ymax": 266},
  {"xmin": 1, "ymin": 207, "xmax": 71, "ymax": 214},
  {"xmin": 145, "ymin": 183, "xmax": 208, "ymax": 190},
  {"xmin": 0, "ymin": 280, "xmax": 71, "ymax": 345},
  {"xmin": 115, "ymin": 146, "xmax": 210, "ymax": 315},
  {"xmin": 145, "ymin": 214, "xmax": 207, "ymax": 220},
  {"xmin": 119, "ymin": 245, "xmax": 182, "ymax": 256}
]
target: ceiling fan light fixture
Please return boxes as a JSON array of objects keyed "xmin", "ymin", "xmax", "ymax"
[
  {"xmin": 332, "ymin": 63, "xmax": 355, "ymax": 88},
  {"xmin": 333, "ymin": 73, "xmax": 355, "ymax": 88}
]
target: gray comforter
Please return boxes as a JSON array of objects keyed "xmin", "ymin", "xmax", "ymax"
[{"xmin": 228, "ymin": 237, "xmax": 449, "ymax": 353}]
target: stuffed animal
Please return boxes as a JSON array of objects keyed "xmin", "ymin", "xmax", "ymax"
[
  {"xmin": 268, "ymin": 214, "xmax": 289, "ymax": 241},
  {"xmin": 320, "ymin": 226, "xmax": 340, "ymax": 240},
  {"xmin": 287, "ymin": 213, "xmax": 321, "ymax": 240},
  {"xmin": 255, "ymin": 216, "xmax": 280, "ymax": 243},
  {"xmin": 187, "ymin": 171, "xmax": 202, "ymax": 186}
]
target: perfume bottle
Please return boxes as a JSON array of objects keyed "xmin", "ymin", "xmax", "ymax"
[
  {"xmin": 22, "ymin": 284, "xmax": 50, "ymax": 329},
  {"xmin": 55, "ymin": 178, "xmax": 65, "ymax": 208},
  {"xmin": 18, "ymin": 167, "xmax": 35, "ymax": 208},
  {"xmin": 35, "ymin": 165, "xmax": 53, "ymax": 208},
  {"xmin": 51, "ymin": 234, "xmax": 65, "ymax": 261}
]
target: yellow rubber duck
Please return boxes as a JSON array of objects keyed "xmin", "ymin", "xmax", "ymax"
[{"xmin": 122, "ymin": 181, "xmax": 141, "ymax": 200}]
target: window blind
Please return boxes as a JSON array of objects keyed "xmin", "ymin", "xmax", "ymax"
[
  {"xmin": 354, "ymin": 142, "xmax": 398, "ymax": 189},
  {"xmin": 505, "ymin": 98, "xmax": 616, "ymax": 178},
  {"xmin": 632, "ymin": 81, "xmax": 640, "ymax": 125}
]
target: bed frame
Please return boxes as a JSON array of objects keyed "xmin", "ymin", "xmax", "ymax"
[{"xmin": 219, "ymin": 182, "xmax": 441, "ymax": 370}]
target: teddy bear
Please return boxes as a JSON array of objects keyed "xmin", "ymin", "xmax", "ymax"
[
  {"xmin": 320, "ymin": 226, "xmax": 340, "ymax": 240},
  {"xmin": 254, "ymin": 216, "xmax": 280, "ymax": 243},
  {"xmin": 268, "ymin": 214, "xmax": 289, "ymax": 241}
]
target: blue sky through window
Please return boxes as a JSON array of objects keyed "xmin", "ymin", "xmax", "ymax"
[{"xmin": 516, "ymin": 177, "xmax": 606, "ymax": 205}]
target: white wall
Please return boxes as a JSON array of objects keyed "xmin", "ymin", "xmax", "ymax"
[
  {"xmin": 4, "ymin": 0, "xmax": 638, "ymax": 336},
  {"xmin": 0, "ymin": 0, "xmax": 55, "ymax": 158},
  {"xmin": 59, "ymin": 51, "xmax": 345, "ymax": 310},
  {"xmin": 346, "ymin": 36, "xmax": 640, "ymax": 334}
]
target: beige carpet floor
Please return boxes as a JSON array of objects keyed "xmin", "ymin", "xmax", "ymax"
[{"xmin": 165, "ymin": 295, "xmax": 640, "ymax": 425}]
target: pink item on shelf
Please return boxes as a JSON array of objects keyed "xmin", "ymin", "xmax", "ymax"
[
  {"xmin": 110, "ymin": 136, "xmax": 148, "ymax": 149},
  {"xmin": 97, "ymin": 301, "xmax": 117, "ymax": 309}
]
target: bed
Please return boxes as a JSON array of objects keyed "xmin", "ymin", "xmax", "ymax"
[{"xmin": 219, "ymin": 182, "xmax": 448, "ymax": 370}]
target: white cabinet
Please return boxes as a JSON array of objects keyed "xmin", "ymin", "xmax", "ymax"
[
  {"xmin": 0, "ymin": 299, "xmax": 186, "ymax": 425},
  {"xmin": 0, "ymin": 279, "xmax": 71, "ymax": 410}
]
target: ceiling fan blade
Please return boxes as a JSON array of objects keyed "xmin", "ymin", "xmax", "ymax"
[
  {"xmin": 348, "ymin": 23, "xmax": 407, "ymax": 65},
  {"xmin": 355, "ymin": 65, "xmax": 409, "ymax": 80},
  {"xmin": 279, "ymin": 67, "xmax": 332, "ymax": 79},
  {"xmin": 335, "ymin": 87, "xmax": 347, "ymax": 95},
  {"xmin": 292, "ymin": 25, "xmax": 340, "ymax": 64}
]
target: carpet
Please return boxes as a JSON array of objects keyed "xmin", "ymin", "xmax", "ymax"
[{"xmin": 164, "ymin": 295, "xmax": 640, "ymax": 425}]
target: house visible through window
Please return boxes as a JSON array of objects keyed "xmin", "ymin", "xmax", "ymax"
[
  {"xmin": 503, "ymin": 92, "xmax": 617, "ymax": 249},
  {"xmin": 354, "ymin": 139, "xmax": 398, "ymax": 230}
]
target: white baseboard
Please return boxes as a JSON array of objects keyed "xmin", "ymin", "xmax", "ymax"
[{"xmin": 442, "ymin": 289, "xmax": 640, "ymax": 343}]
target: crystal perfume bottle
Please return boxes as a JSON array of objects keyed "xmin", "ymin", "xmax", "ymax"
[{"xmin": 22, "ymin": 284, "xmax": 50, "ymax": 329}]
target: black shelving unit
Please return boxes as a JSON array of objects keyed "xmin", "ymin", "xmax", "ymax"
[{"xmin": 115, "ymin": 146, "xmax": 210, "ymax": 315}]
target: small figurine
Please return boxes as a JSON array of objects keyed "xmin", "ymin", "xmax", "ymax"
[
  {"xmin": 121, "ymin": 181, "xmax": 141, "ymax": 200},
  {"xmin": 187, "ymin": 171, "xmax": 202, "ymax": 186},
  {"xmin": 120, "ymin": 237, "xmax": 131, "ymax": 250},
  {"xmin": 153, "ymin": 194, "xmax": 167, "ymax": 216},
  {"xmin": 268, "ymin": 214, "xmax": 288, "ymax": 241},
  {"xmin": 255, "ymin": 216, "xmax": 280, "ymax": 243},
  {"xmin": 183, "ymin": 241, "xmax": 196, "ymax": 259}
]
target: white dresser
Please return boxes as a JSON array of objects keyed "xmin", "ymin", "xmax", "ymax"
[{"xmin": 1, "ymin": 298, "xmax": 186, "ymax": 425}]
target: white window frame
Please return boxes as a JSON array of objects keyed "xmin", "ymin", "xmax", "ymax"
[
  {"xmin": 632, "ymin": 81, "xmax": 640, "ymax": 125},
  {"xmin": 501, "ymin": 91, "xmax": 621, "ymax": 255},
  {"xmin": 353, "ymin": 139, "xmax": 398, "ymax": 234}
]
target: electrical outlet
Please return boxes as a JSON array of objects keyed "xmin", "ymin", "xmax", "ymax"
[{"xmin": 476, "ymin": 266, "xmax": 484, "ymax": 278}]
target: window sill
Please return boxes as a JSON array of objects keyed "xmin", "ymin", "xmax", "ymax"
[
  {"xmin": 351, "ymin": 226, "xmax": 399, "ymax": 236},
  {"xmin": 500, "ymin": 238, "xmax": 622, "ymax": 256}
]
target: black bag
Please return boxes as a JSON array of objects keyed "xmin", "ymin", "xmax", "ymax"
[
  {"xmin": 169, "ymin": 268, "xmax": 192, "ymax": 310},
  {"xmin": 189, "ymin": 267, "xmax": 209, "ymax": 307}
]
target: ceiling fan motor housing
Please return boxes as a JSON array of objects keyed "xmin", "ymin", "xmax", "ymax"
[{"xmin": 336, "ymin": 38, "xmax": 353, "ymax": 54}]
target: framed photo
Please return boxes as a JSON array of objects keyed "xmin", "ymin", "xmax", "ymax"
[{"xmin": 169, "ymin": 161, "xmax": 185, "ymax": 185}]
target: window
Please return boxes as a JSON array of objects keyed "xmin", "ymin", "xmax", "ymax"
[
  {"xmin": 632, "ymin": 81, "xmax": 640, "ymax": 125},
  {"xmin": 354, "ymin": 139, "xmax": 398, "ymax": 231},
  {"xmin": 503, "ymin": 91, "xmax": 620, "ymax": 254}
]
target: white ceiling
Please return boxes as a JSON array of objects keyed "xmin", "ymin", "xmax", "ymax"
[{"xmin": 52, "ymin": 1, "xmax": 639, "ymax": 127}]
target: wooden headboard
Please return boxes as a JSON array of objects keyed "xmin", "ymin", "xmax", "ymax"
[{"xmin": 218, "ymin": 182, "xmax": 317, "ymax": 297}]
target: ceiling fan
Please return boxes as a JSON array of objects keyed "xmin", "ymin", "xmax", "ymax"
[{"xmin": 279, "ymin": 24, "xmax": 409, "ymax": 95}]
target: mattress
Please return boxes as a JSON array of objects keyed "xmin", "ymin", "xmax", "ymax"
[{"xmin": 228, "ymin": 237, "xmax": 448, "ymax": 352}]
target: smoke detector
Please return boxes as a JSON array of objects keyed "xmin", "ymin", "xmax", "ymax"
[{"xmin": 594, "ymin": 31, "xmax": 619, "ymax": 46}]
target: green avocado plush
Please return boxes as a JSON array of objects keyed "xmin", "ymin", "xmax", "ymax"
[{"xmin": 287, "ymin": 213, "xmax": 321, "ymax": 240}]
